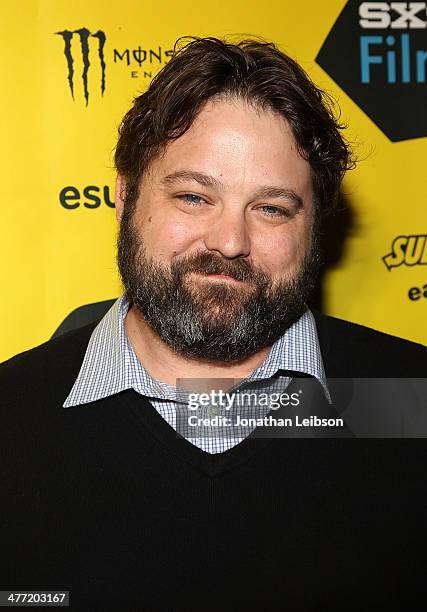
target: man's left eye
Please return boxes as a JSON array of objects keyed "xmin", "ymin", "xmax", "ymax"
[
  {"xmin": 259, "ymin": 205, "xmax": 290, "ymax": 218},
  {"xmin": 177, "ymin": 194, "xmax": 205, "ymax": 206}
]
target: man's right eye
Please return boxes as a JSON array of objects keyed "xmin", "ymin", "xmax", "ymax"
[{"xmin": 176, "ymin": 194, "xmax": 206, "ymax": 206}]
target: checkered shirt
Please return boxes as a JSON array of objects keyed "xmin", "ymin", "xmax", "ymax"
[{"xmin": 63, "ymin": 294, "xmax": 330, "ymax": 453}]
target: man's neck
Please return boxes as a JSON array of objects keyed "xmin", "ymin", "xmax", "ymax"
[{"xmin": 124, "ymin": 304, "xmax": 271, "ymax": 389}]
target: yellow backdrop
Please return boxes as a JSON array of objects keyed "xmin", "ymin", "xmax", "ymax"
[{"xmin": 1, "ymin": 0, "xmax": 426, "ymax": 362}]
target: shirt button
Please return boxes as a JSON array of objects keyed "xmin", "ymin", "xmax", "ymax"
[{"xmin": 208, "ymin": 406, "xmax": 219, "ymax": 417}]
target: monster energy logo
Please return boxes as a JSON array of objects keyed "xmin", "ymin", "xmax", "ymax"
[{"xmin": 55, "ymin": 28, "xmax": 106, "ymax": 105}]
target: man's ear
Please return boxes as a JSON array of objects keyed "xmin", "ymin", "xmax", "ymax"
[{"xmin": 115, "ymin": 174, "xmax": 126, "ymax": 222}]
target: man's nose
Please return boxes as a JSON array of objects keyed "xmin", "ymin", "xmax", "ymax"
[{"xmin": 203, "ymin": 208, "xmax": 251, "ymax": 259}]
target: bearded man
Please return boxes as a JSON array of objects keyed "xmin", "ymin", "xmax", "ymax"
[{"xmin": 1, "ymin": 36, "xmax": 426, "ymax": 611}]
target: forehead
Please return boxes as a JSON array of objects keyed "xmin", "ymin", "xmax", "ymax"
[{"xmin": 149, "ymin": 97, "xmax": 312, "ymax": 198}]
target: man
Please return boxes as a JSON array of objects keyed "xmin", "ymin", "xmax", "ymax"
[{"xmin": 1, "ymin": 36, "xmax": 426, "ymax": 611}]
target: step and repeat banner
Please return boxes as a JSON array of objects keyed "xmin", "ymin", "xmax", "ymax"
[{"xmin": 1, "ymin": 0, "xmax": 426, "ymax": 361}]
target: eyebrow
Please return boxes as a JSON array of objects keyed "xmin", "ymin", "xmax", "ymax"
[{"xmin": 160, "ymin": 170, "xmax": 304, "ymax": 210}]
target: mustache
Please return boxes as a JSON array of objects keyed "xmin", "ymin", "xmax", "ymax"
[{"xmin": 170, "ymin": 251, "xmax": 271, "ymax": 284}]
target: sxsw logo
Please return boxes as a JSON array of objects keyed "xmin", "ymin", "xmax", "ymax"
[
  {"xmin": 56, "ymin": 28, "xmax": 106, "ymax": 105},
  {"xmin": 359, "ymin": 3, "xmax": 427, "ymax": 29},
  {"xmin": 316, "ymin": 2, "xmax": 427, "ymax": 141}
]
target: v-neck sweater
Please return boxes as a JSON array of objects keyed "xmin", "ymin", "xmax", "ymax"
[{"xmin": 1, "ymin": 313, "xmax": 427, "ymax": 611}]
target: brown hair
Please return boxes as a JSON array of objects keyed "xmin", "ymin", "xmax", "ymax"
[{"xmin": 115, "ymin": 36, "xmax": 354, "ymax": 216}]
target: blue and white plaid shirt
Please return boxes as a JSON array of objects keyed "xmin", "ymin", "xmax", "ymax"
[{"xmin": 63, "ymin": 294, "xmax": 330, "ymax": 453}]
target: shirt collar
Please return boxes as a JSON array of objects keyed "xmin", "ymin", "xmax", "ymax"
[{"xmin": 63, "ymin": 293, "xmax": 330, "ymax": 408}]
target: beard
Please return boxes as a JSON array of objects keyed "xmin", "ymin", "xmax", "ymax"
[{"xmin": 117, "ymin": 207, "xmax": 321, "ymax": 363}]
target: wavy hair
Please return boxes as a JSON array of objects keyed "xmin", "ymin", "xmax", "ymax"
[{"xmin": 115, "ymin": 36, "xmax": 355, "ymax": 216}]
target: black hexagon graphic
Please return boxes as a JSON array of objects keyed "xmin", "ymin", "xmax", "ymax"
[{"xmin": 316, "ymin": 1, "xmax": 427, "ymax": 142}]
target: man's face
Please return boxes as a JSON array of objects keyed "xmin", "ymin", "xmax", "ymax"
[{"xmin": 117, "ymin": 96, "xmax": 320, "ymax": 362}]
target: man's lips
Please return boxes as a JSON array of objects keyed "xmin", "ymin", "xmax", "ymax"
[
  {"xmin": 193, "ymin": 271, "xmax": 243, "ymax": 282},
  {"xmin": 207, "ymin": 273, "xmax": 239, "ymax": 280}
]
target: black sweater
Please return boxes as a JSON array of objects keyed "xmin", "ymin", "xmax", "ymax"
[{"xmin": 1, "ymin": 313, "xmax": 426, "ymax": 611}]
